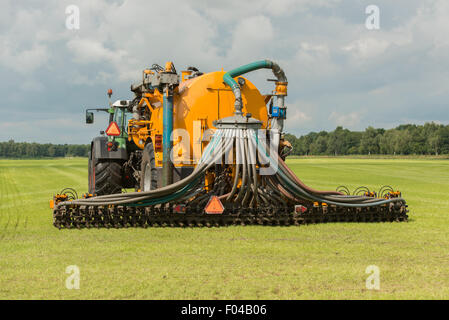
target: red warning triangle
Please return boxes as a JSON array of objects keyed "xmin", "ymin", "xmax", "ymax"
[
  {"xmin": 106, "ymin": 121, "xmax": 121, "ymax": 136},
  {"xmin": 204, "ymin": 196, "xmax": 224, "ymax": 214}
]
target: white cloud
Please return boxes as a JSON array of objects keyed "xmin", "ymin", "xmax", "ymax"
[
  {"xmin": 67, "ymin": 38, "xmax": 127, "ymax": 64},
  {"xmin": 0, "ymin": 6, "xmax": 52, "ymax": 74},
  {"xmin": 293, "ymin": 42, "xmax": 337, "ymax": 76},
  {"xmin": 342, "ymin": 38, "xmax": 390, "ymax": 59},
  {"xmin": 283, "ymin": 100, "xmax": 316, "ymax": 135},
  {"xmin": 1, "ymin": 0, "xmax": 449, "ymax": 143},
  {"xmin": 227, "ymin": 15, "xmax": 274, "ymax": 61},
  {"xmin": 285, "ymin": 110, "xmax": 311, "ymax": 133},
  {"xmin": 0, "ymin": 43, "xmax": 49, "ymax": 74},
  {"xmin": 328, "ymin": 111, "xmax": 362, "ymax": 128},
  {"xmin": 341, "ymin": 29, "xmax": 412, "ymax": 60}
]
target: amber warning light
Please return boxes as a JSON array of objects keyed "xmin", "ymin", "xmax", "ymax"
[{"xmin": 106, "ymin": 122, "xmax": 121, "ymax": 136}]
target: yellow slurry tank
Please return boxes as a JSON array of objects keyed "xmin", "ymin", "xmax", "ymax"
[
  {"xmin": 127, "ymin": 61, "xmax": 287, "ymax": 188},
  {"xmin": 130, "ymin": 71, "xmax": 268, "ymax": 163}
]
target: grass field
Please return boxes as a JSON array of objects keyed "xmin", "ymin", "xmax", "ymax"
[{"xmin": 0, "ymin": 157, "xmax": 448, "ymax": 299}]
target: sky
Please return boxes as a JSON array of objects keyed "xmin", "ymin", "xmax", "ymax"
[{"xmin": 0, "ymin": 0, "xmax": 448, "ymax": 143}]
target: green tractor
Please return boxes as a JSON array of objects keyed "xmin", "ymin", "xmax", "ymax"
[{"xmin": 85, "ymin": 91, "xmax": 140, "ymax": 195}]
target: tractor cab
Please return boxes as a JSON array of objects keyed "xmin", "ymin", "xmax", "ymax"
[
  {"xmin": 85, "ymin": 100, "xmax": 131, "ymax": 134},
  {"xmin": 109, "ymin": 100, "xmax": 132, "ymax": 136}
]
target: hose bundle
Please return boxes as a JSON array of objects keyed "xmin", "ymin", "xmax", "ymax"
[
  {"xmin": 58, "ymin": 128, "xmax": 405, "ymax": 210},
  {"xmin": 58, "ymin": 129, "xmax": 234, "ymax": 207}
]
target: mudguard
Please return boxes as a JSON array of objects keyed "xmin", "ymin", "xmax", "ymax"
[{"xmin": 91, "ymin": 136, "xmax": 128, "ymax": 160}]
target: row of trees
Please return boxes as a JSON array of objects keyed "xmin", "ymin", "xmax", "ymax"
[
  {"xmin": 0, "ymin": 140, "xmax": 89, "ymax": 158},
  {"xmin": 1, "ymin": 122, "xmax": 449, "ymax": 158},
  {"xmin": 285, "ymin": 122, "xmax": 449, "ymax": 156}
]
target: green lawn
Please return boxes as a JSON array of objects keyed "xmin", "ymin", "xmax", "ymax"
[{"xmin": 0, "ymin": 158, "xmax": 448, "ymax": 299}]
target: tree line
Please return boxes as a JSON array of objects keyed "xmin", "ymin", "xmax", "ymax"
[
  {"xmin": 285, "ymin": 122, "xmax": 449, "ymax": 156},
  {"xmin": 1, "ymin": 122, "xmax": 449, "ymax": 158},
  {"xmin": 0, "ymin": 140, "xmax": 89, "ymax": 158}
]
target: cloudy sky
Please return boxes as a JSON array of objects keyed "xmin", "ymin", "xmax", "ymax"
[{"xmin": 1, "ymin": 0, "xmax": 448, "ymax": 143}]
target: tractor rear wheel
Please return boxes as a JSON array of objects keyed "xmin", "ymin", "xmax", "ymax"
[
  {"xmin": 140, "ymin": 142, "xmax": 158, "ymax": 191},
  {"xmin": 88, "ymin": 147, "xmax": 123, "ymax": 195},
  {"xmin": 93, "ymin": 161, "xmax": 123, "ymax": 195}
]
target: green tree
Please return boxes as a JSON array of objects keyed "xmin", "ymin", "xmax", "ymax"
[
  {"xmin": 359, "ymin": 127, "xmax": 380, "ymax": 154},
  {"xmin": 310, "ymin": 135, "xmax": 328, "ymax": 155}
]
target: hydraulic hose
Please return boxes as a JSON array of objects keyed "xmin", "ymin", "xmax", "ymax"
[
  {"xmin": 235, "ymin": 135, "xmax": 248, "ymax": 203},
  {"xmin": 276, "ymin": 163, "xmax": 404, "ymax": 208},
  {"xmin": 223, "ymin": 60, "xmax": 287, "ymax": 115},
  {"xmin": 59, "ymin": 130, "xmax": 234, "ymax": 207},
  {"xmin": 75, "ymin": 130, "xmax": 226, "ymax": 203},
  {"xmin": 242, "ymin": 137, "xmax": 253, "ymax": 206},
  {"xmin": 256, "ymin": 187, "xmax": 271, "ymax": 206},
  {"xmin": 276, "ymin": 154, "xmax": 343, "ymax": 196},
  {"xmin": 226, "ymin": 134, "xmax": 241, "ymax": 201},
  {"xmin": 277, "ymin": 157, "xmax": 395, "ymax": 204},
  {"xmin": 248, "ymin": 132, "xmax": 258, "ymax": 207},
  {"xmin": 248, "ymin": 129, "xmax": 405, "ymax": 208},
  {"xmin": 248, "ymin": 129, "xmax": 390, "ymax": 205},
  {"xmin": 280, "ymin": 164, "xmax": 405, "ymax": 207},
  {"xmin": 59, "ymin": 127, "xmax": 404, "ymax": 212}
]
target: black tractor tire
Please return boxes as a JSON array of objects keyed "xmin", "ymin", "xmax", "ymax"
[
  {"xmin": 140, "ymin": 142, "xmax": 158, "ymax": 191},
  {"xmin": 88, "ymin": 147, "xmax": 123, "ymax": 195},
  {"xmin": 93, "ymin": 161, "xmax": 123, "ymax": 195}
]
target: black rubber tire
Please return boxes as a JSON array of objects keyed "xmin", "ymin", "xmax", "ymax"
[
  {"xmin": 140, "ymin": 142, "xmax": 158, "ymax": 191},
  {"xmin": 93, "ymin": 161, "xmax": 123, "ymax": 195},
  {"xmin": 88, "ymin": 145, "xmax": 123, "ymax": 195}
]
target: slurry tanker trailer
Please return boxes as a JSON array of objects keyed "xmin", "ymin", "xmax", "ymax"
[{"xmin": 51, "ymin": 60, "xmax": 408, "ymax": 228}]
